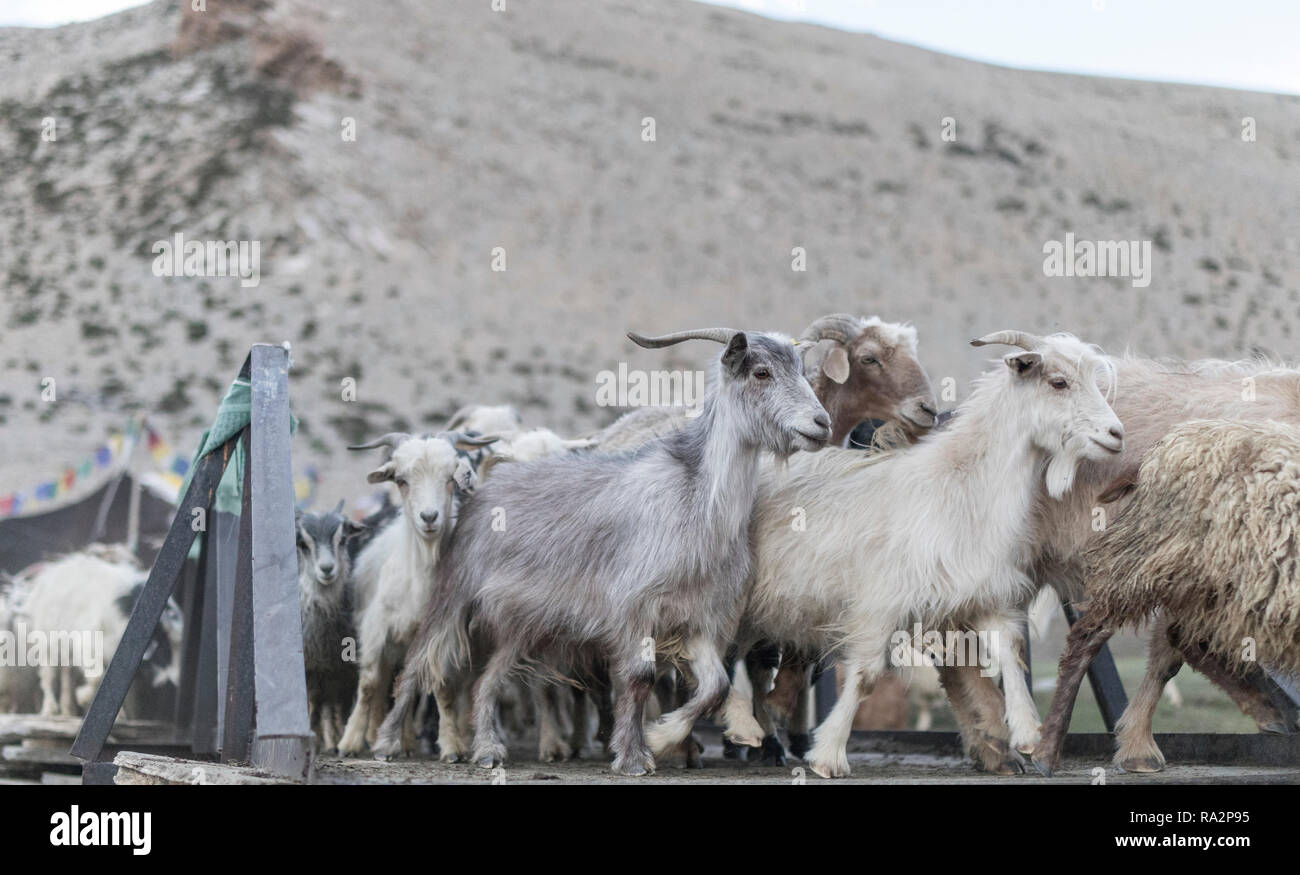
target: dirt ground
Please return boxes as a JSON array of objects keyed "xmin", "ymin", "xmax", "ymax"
[{"xmin": 314, "ymin": 729, "xmax": 1299, "ymax": 786}]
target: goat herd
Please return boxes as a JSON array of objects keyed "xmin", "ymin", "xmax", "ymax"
[{"xmin": 4, "ymin": 313, "xmax": 1300, "ymax": 780}]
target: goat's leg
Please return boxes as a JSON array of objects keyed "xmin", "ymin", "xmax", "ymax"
[
  {"xmin": 767, "ymin": 659, "xmax": 815, "ymax": 760},
  {"xmin": 747, "ymin": 645, "xmax": 785, "ymax": 766},
  {"xmin": 339, "ymin": 653, "xmax": 386, "ymax": 756},
  {"xmin": 568, "ymin": 685, "xmax": 590, "ymax": 758},
  {"xmin": 714, "ymin": 641, "xmax": 765, "ymax": 750},
  {"xmin": 982, "ymin": 615, "xmax": 1041, "ymax": 753},
  {"xmin": 364, "ymin": 661, "xmax": 394, "ymax": 748},
  {"xmin": 668, "ymin": 665, "xmax": 705, "ymax": 768},
  {"xmin": 534, "ymin": 679, "xmax": 573, "ymax": 763},
  {"xmin": 1114, "ymin": 626, "xmax": 1182, "ymax": 773},
  {"xmin": 320, "ymin": 701, "xmax": 340, "ymax": 752},
  {"xmin": 643, "ymin": 636, "xmax": 734, "ymax": 758},
  {"xmin": 1031, "ymin": 613, "xmax": 1114, "ymax": 777},
  {"xmin": 937, "ymin": 664, "xmax": 1022, "ymax": 774},
  {"xmin": 59, "ymin": 665, "xmax": 76, "ymax": 715},
  {"xmin": 429, "ymin": 677, "xmax": 470, "ymax": 763},
  {"xmin": 471, "ymin": 646, "xmax": 521, "ymax": 768},
  {"xmin": 610, "ymin": 657, "xmax": 656, "ymax": 776},
  {"xmin": 806, "ymin": 646, "xmax": 887, "ymax": 779},
  {"xmin": 38, "ymin": 664, "xmax": 58, "ymax": 716}
]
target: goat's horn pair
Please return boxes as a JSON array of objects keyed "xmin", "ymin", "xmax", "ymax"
[
  {"xmin": 628, "ymin": 328, "xmax": 738, "ymax": 348},
  {"xmin": 970, "ymin": 330, "xmax": 1044, "ymax": 352},
  {"xmin": 347, "ymin": 432, "xmax": 411, "ymax": 451},
  {"xmin": 798, "ymin": 313, "xmax": 864, "ymax": 346}
]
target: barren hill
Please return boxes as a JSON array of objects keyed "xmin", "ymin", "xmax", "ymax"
[{"xmin": 2, "ymin": 0, "xmax": 1298, "ymax": 507}]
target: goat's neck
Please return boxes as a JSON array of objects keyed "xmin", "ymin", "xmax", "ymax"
[
  {"xmin": 684, "ymin": 399, "xmax": 763, "ymax": 538},
  {"xmin": 924, "ymin": 381, "xmax": 1046, "ymax": 557}
]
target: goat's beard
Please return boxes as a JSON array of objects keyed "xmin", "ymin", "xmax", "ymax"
[{"xmin": 1044, "ymin": 451, "xmax": 1080, "ymax": 500}]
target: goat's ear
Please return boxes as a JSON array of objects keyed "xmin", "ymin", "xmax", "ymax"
[
  {"xmin": 823, "ymin": 346, "xmax": 850, "ymax": 384},
  {"xmin": 366, "ymin": 462, "xmax": 395, "ymax": 484},
  {"xmin": 1005, "ymin": 351, "xmax": 1042, "ymax": 377},
  {"xmin": 333, "ymin": 499, "xmax": 345, "ymax": 515},
  {"xmin": 343, "ymin": 518, "xmax": 368, "ymax": 537},
  {"xmin": 721, "ymin": 331, "xmax": 749, "ymax": 376},
  {"xmin": 453, "ymin": 456, "xmax": 477, "ymax": 491}
]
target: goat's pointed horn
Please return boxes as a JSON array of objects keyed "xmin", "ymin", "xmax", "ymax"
[
  {"xmin": 627, "ymin": 328, "xmax": 738, "ymax": 348},
  {"xmin": 347, "ymin": 432, "xmax": 410, "ymax": 451},
  {"xmin": 798, "ymin": 313, "xmax": 864, "ymax": 346},
  {"xmin": 449, "ymin": 432, "xmax": 501, "ymax": 449},
  {"xmin": 970, "ymin": 330, "xmax": 1044, "ymax": 352}
]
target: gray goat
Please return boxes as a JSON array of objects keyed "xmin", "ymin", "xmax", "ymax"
[
  {"xmin": 376, "ymin": 327, "xmax": 831, "ymax": 775},
  {"xmin": 296, "ymin": 501, "xmax": 367, "ymax": 752}
]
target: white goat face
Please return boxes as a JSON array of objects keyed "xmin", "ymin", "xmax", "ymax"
[
  {"xmin": 368, "ymin": 437, "xmax": 478, "ymax": 543},
  {"xmin": 723, "ymin": 332, "xmax": 832, "ymax": 455},
  {"xmin": 1006, "ymin": 337, "xmax": 1124, "ymax": 499}
]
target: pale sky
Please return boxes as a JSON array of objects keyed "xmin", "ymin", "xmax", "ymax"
[{"xmin": 2, "ymin": 0, "xmax": 1297, "ymax": 95}]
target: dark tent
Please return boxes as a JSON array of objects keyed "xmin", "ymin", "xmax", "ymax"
[{"xmin": 0, "ymin": 474, "xmax": 175, "ymax": 575}]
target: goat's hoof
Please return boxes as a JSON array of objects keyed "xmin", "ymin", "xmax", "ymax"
[
  {"xmin": 439, "ymin": 752, "xmax": 465, "ymax": 764},
  {"xmin": 807, "ymin": 758, "xmax": 849, "ymax": 779},
  {"xmin": 787, "ymin": 733, "xmax": 812, "ymax": 760},
  {"xmin": 758, "ymin": 735, "xmax": 787, "ymax": 767},
  {"xmin": 1260, "ymin": 720, "xmax": 1291, "ymax": 736},
  {"xmin": 1116, "ymin": 755, "xmax": 1165, "ymax": 774},
  {"xmin": 1030, "ymin": 755, "xmax": 1056, "ymax": 778},
  {"xmin": 721, "ymin": 737, "xmax": 746, "ymax": 761},
  {"xmin": 613, "ymin": 755, "xmax": 656, "ymax": 777},
  {"xmin": 724, "ymin": 731, "xmax": 763, "ymax": 749},
  {"xmin": 476, "ymin": 755, "xmax": 503, "ymax": 769}
]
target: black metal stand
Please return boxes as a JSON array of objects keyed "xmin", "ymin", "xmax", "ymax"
[{"xmin": 71, "ymin": 344, "xmax": 312, "ymax": 782}]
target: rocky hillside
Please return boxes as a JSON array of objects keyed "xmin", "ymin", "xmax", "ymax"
[{"xmin": 2, "ymin": 0, "xmax": 1298, "ymax": 507}]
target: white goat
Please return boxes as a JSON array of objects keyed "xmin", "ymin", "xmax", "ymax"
[
  {"xmin": 19, "ymin": 545, "xmax": 183, "ymax": 718},
  {"xmin": 337, "ymin": 431, "xmax": 498, "ymax": 756},
  {"xmin": 725, "ymin": 330, "xmax": 1124, "ymax": 778}
]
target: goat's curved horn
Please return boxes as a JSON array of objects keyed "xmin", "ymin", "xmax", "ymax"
[
  {"xmin": 970, "ymin": 330, "xmax": 1044, "ymax": 352},
  {"xmin": 347, "ymin": 433, "xmax": 410, "ymax": 451},
  {"xmin": 449, "ymin": 432, "xmax": 501, "ymax": 449},
  {"xmin": 627, "ymin": 328, "xmax": 738, "ymax": 348},
  {"xmin": 798, "ymin": 313, "xmax": 864, "ymax": 346}
]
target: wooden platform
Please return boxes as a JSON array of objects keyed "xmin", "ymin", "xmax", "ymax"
[{"xmin": 0, "ymin": 714, "xmax": 174, "ymax": 782}]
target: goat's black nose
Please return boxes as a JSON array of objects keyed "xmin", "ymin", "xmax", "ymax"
[
  {"xmin": 319, "ymin": 562, "xmax": 335, "ymax": 575},
  {"xmin": 420, "ymin": 510, "xmax": 440, "ymax": 525},
  {"xmin": 919, "ymin": 402, "xmax": 937, "ymax": 418},
  {"xmin": 813, "ymin": 412, "xmax": 830, "ymax": 430}
]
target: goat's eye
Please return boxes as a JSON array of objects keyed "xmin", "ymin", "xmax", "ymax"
[
  {"xmin": 1049, "ymin": 378, "xmax": 1069, "ymax": 390},
  {"xmin": 752, "ymin": 368, "xmax": 771, "ymax": 381},
  {"xmin": 395, "ymin": 478, "xmax": 409, "ymax": 489},
  {"xmin": 860, "ymin": 356, "xmax": 878, "ymax": 366}
]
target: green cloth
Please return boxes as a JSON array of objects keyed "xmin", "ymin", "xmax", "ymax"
[{"xmin": 179, "ymin": 373, "xmax": 298, "ymax": 558}]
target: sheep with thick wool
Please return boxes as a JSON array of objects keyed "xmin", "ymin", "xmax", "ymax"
[{"xmin": 1033, "ymin": 418, "xmax": 1300, "ymax": 776}]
